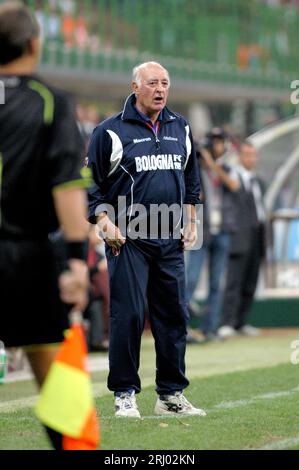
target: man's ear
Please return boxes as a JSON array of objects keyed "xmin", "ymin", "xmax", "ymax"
[
  {"xmin": 27, "ymin": 36, "xmax": 41, "ymax": 60},
  {"xmin": 132, "ymin": 81, "xmax": 139, "ymax": 95}
]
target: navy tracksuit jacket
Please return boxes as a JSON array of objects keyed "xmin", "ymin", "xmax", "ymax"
[{"xmin": 88, "ymin": 94, "xmax": 200, "ymax": 394}]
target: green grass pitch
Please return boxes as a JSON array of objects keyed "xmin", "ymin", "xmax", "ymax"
[{"xmin": 0, "ymin": 330, "xmax": 299, "ymax": 450}]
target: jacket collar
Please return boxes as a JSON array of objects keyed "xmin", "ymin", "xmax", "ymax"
[{"xmin": 121, "ymin": 93, "xmax": 177, "ymax": 124}]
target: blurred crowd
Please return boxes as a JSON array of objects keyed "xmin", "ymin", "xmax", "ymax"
[
  {"xmin": 261, "ymin": 0, "xmax": 299, "ymax": 8},
  {"xmin": 76, "ymin": 104, "xmax": 101, "ymax": 150},
  {"xmin": 29, "ymin": 0, "xmax": 100, "ymax": 50},
  {"xmin": 23, "ymin": 0, "xmax": 299, "ymax": 73},
  {"xmin": 75, "ymin": 103, "xmax": 109, "ymax": 353},
  {"xmin": 185, "ymin": 129, "xmax": 267, "ymax": 344},
  {"xmin": 26, "ymin": 0, "xmax": 139, "ymax": 52}
]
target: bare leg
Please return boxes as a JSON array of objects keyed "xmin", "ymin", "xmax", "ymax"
[
  {"xmin": 25, "ymin": 346, "xmax": 59, "ymax": 387},
  {"xmin": 25, "ymin": 346, "xmax": 63, "ymax": 450}
]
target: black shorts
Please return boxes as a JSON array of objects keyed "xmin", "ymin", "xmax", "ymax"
[{"xmin": 0, "ymin": 239, "xmax": 69, "ymax": 348}]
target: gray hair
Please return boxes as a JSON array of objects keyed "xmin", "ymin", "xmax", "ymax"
[{"xmin": 132, "ymin": 61, "xmax": 170, "ymax": 87}]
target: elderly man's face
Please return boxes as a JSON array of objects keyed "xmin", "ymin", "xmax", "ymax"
[{"xmin": 133, "ymin": 65, "xmax": 170, "ymax": 118}]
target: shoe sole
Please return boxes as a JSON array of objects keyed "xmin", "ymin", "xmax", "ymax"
[{"xmin": 154, "ymin": 407, "xmax": 206, "ymax": 417}]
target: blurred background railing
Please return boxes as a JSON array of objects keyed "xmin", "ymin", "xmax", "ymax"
[
  {"xmin": 267, "ymin": 210, "xmax": 299, "ymax": 290},
  {"xmin": 19, "ymin": 0, "xmax": 299, "ymax": 101}
]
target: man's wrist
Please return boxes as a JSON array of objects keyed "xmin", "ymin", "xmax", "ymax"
[{"xmin": 66, "ymin": 240, "xmax": 88, "ymax": 261}]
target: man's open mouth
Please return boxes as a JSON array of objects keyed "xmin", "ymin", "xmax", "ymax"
[{"xmin": 154, "ymin": 96, "xmax": 163, "ymax": 103}]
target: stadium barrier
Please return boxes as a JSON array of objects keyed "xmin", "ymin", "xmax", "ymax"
[{"xmin": 14, "ymin": 0, "xmax": 299, "ymax": 92}]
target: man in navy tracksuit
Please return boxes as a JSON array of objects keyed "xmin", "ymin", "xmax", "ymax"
[{"xmin": 88, "ymin": 61, "xmax": 206, "ymax": 418}]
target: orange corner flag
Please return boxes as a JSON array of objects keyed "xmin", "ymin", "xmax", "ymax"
[{"xmin": 35, "ymin": 317, "xmax": 100, "ymax": 450}]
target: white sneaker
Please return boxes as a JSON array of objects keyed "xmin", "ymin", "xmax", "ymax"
[
  {"xmin": 155, "ymin": 392, "xmax": 206, "ymax": 417},
  {"xmin": 239, "ymin": 325, "xmax": 261, "ymax": 337},
  {"xmin": 114, "ymin": 391, "xmax": 141, "ymax": 418},
  {"xmin": 218, "ymin": 325, "xmax": 238, "ymax": 339}
]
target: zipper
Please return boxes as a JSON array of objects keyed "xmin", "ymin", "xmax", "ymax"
[
  {"xmin": 145, "ymin": 121, "xmax": 161, "ymax": 150},
  {"xmin": 154, "ymin": 130, "xmax": 160, "ymax": 150},
  {"xmin": 120, "ymin": 164, "xmax": 135, "ymax": 228},
  {"xmin": 153, "ymin": 122, "xmax": 161, "ymax": 150}
]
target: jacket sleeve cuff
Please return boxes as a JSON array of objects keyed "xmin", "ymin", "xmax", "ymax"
[
  {"xmin": 184, "ymin": 195, "xmax": 201, "ymax": 205},
  {"xmin": 88, "ymin": 203, "xmax": 109, "ymax": 224}
]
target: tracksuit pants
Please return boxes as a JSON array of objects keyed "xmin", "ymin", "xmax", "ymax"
[
  {"xmin": 106, "ymin": 238, "xmax": 190, "ymax": 395},
  {"xmin": 221, "ymin": 226, "xmax": 264, "ymax": 329}
]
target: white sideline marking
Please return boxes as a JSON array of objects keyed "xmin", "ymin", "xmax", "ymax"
[
  {"xmin": 2, "ymin": 384, "xmax": 299, "ymax": 419},
  {"xmin": 0, "ymin": 381, "xmax": 107, "ymax": 413},
  {"xmin": 212, "ymin": 385, "xmax": 299, "ymax": 410},
  {"xmin": 258, "ymin": 436, "xmax": 299, "ymax": 450},
  {"xmin": 4, "ymin": 356, "xmax": 108, "ymax": 383},
  {"xmin": 0, "ymin": 396, "xmax": 38, "ymax": 412}
]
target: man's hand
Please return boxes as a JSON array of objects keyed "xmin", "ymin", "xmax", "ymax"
[
  {"xmin": 200, "ymin": 147, "xmax": 240, "ymax": 192},
  {"xmin": 200, "ymin": 147, "xmax": 216, "ymax": 169},
  {"xmin": 182, "ymin": 222, "xmax": 198, "ymax": 250},
  {"xmin": 97, "ymin": 213, "xmax": 126, "ymax": 256},
  {"xmin": 59, "ymin": 259, "xmax": 89, "ymax": 312}
]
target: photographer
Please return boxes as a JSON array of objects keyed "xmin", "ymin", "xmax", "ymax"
[
  {"xmin": 186, "ymin": 128, "xmax": 240, "ymax": 342},
  {"xmin": 218, "ymin": 142, "xmax": 266, "ymax": 339}
]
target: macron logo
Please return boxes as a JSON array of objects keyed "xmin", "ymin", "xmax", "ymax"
[
  {"xmin": 133, "ymin": 137, "xmax": 152, "ymax": 144},
  {"xmin": 163, "ymin": 136, "xmax": 178, "ymax": 142}
]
